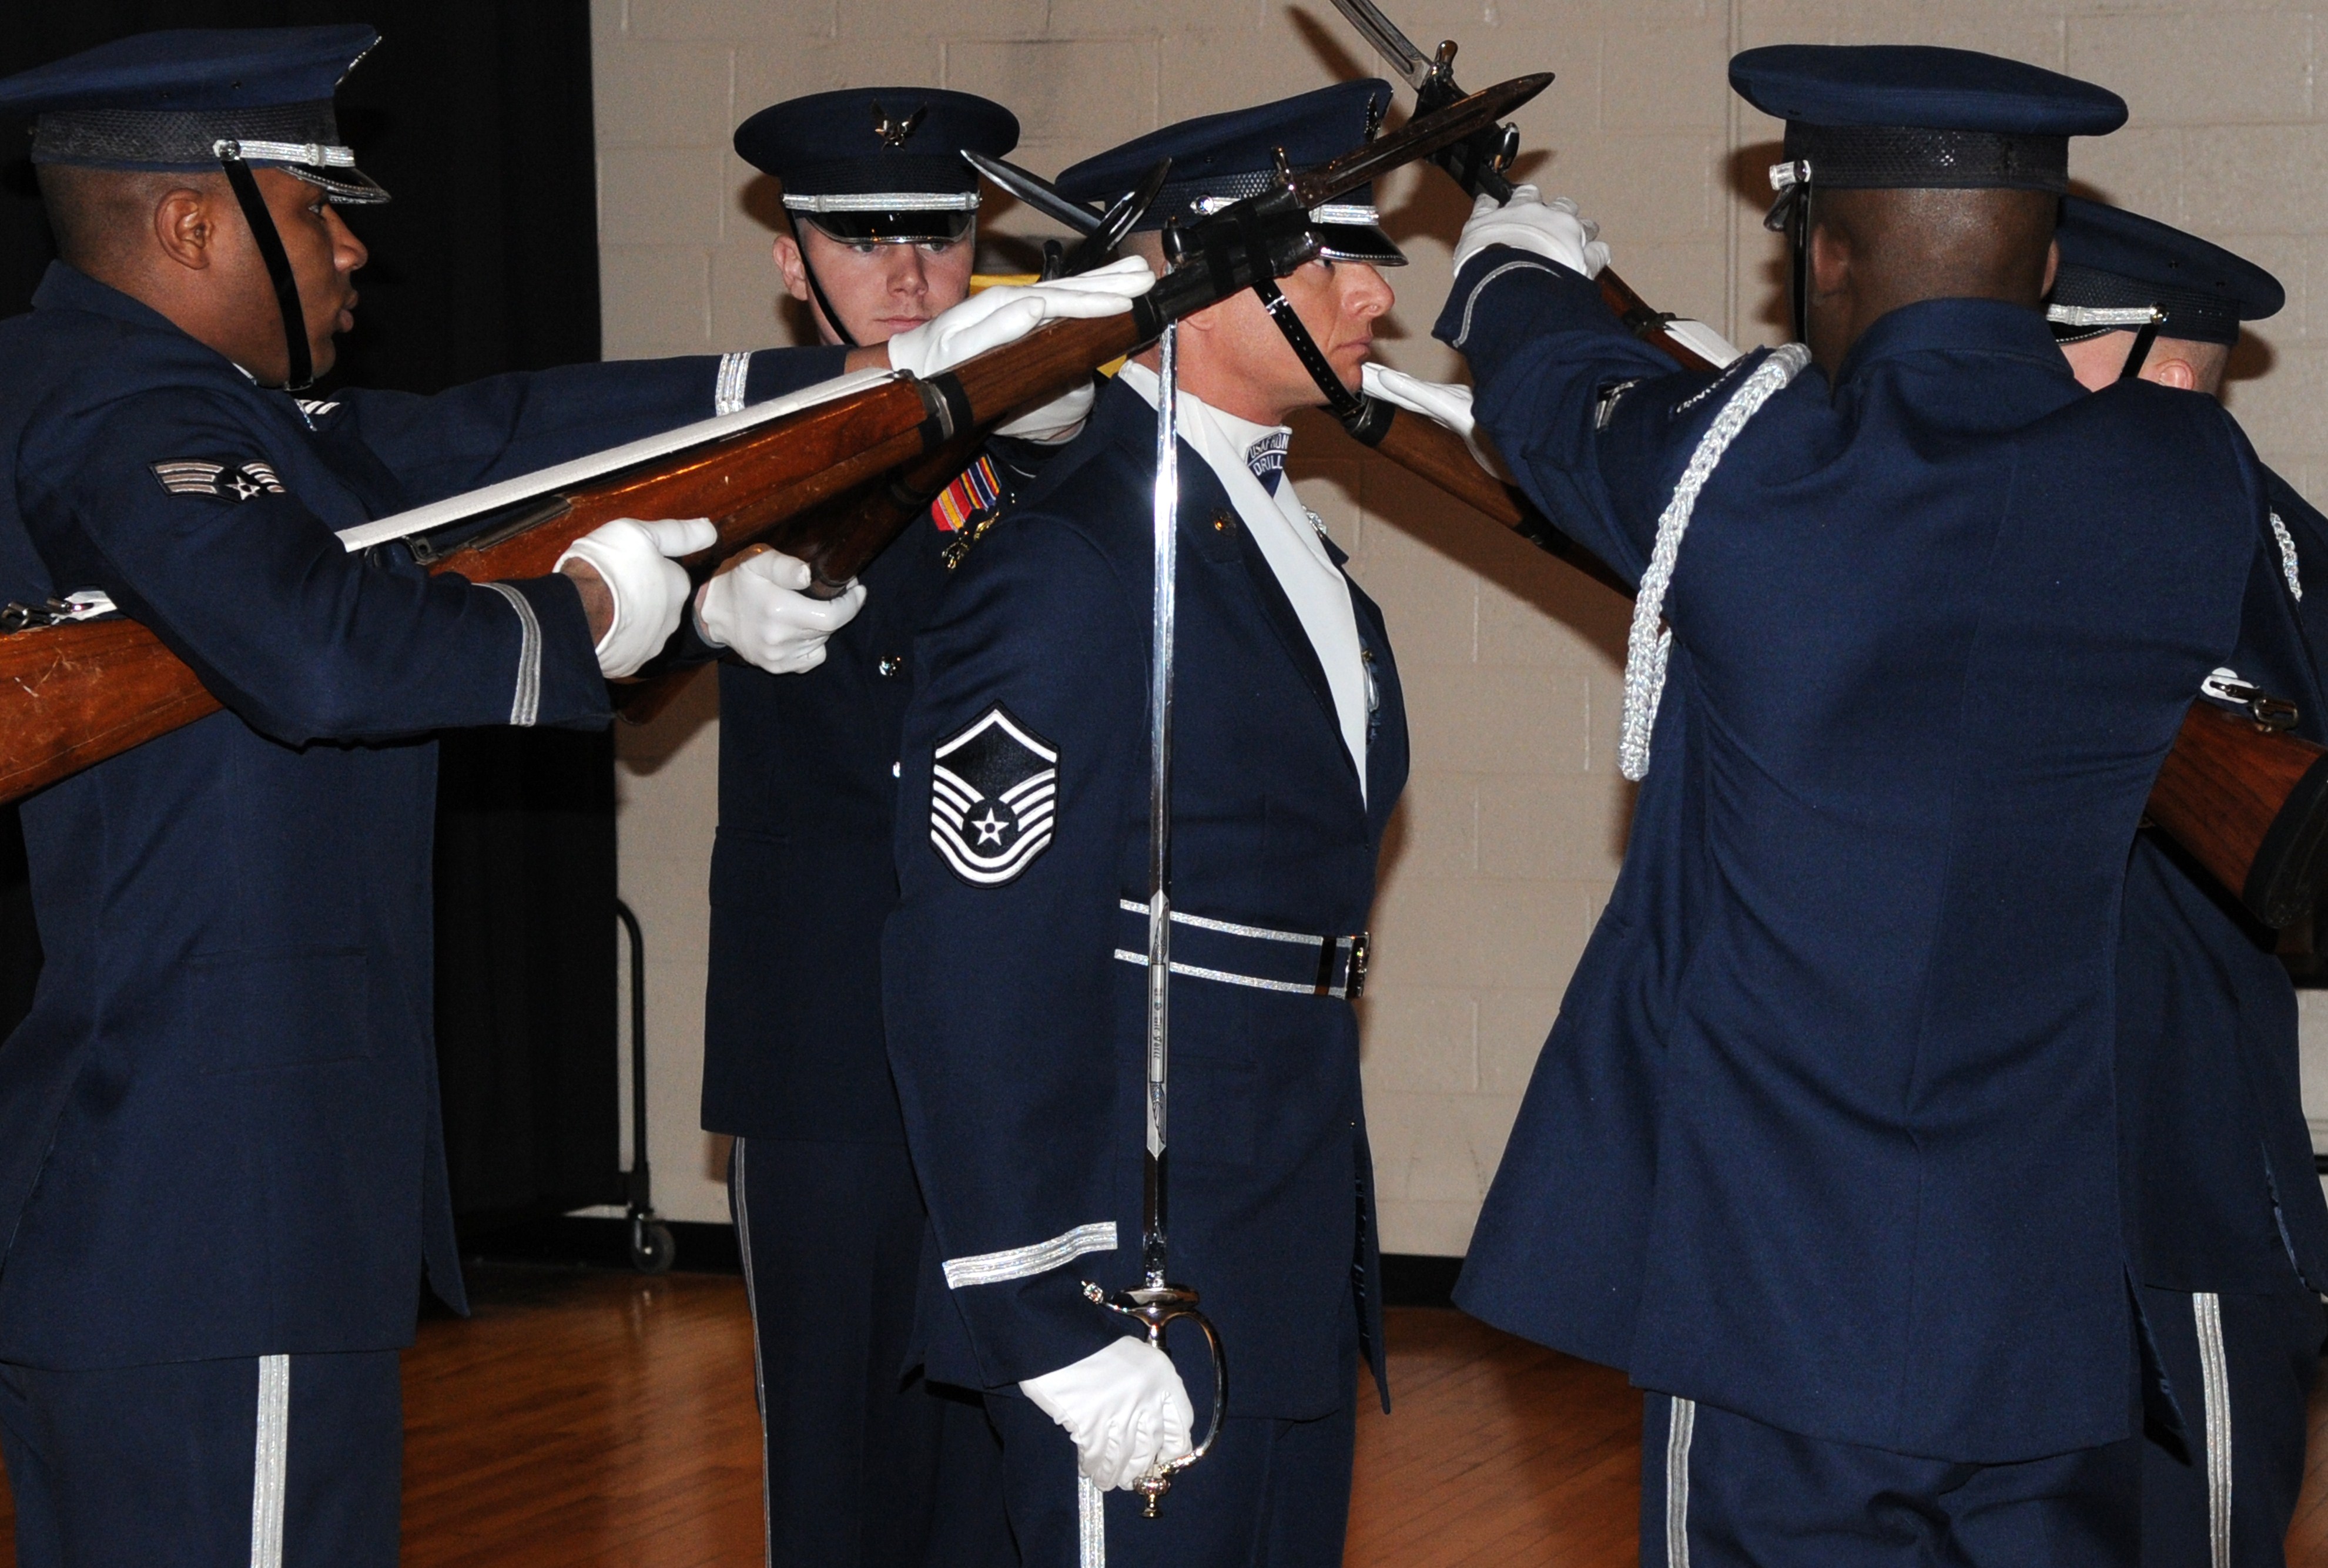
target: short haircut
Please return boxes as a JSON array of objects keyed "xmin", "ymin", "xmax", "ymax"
[
  {"xmin": 2159, "ymin": 336, "xmax": 2232, "ymax": 396},
  {"xmin": 34, "ymin": 162, "xmax": 223, "ymax": 273},
  {"xmin": 1814, "ymin": 185, "xmax": 2061, "ymax": 313}
]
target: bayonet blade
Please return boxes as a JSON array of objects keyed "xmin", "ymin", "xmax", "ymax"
[
  {"xmin": 1325, "ymin": 0, "xmax": 1435, "ymax": 89},
  {"xmin": 1289, "ymin": 71, "xmax": 1550, "ymax": 210},
  {"xmin": 1060, "ymin": 157, "xmax": 1172, "ymax": 275},
  {"xmin": 963, "ymin": 149, "xmax": 1105, "ymax": 236}
]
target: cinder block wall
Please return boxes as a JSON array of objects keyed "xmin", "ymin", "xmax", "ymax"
[{"xmin": 592, "ymin": 0, "xmax": 2328, "ymax": 1242}]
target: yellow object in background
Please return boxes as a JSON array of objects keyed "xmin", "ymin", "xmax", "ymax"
[{"xmin": 970, "ymin": 273, "xmax": 1127, "ymax": 377}]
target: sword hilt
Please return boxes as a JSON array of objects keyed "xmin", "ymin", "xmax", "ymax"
[{"xmin": 1083, "ymin": 1280, "xmax": 1228, "ymax": 1518}]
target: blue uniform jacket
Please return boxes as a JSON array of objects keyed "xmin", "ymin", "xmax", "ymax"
[
  {"xmin": 1442, "ymin": 250, "xmax": 2261, "ymax": 1463},
  {"xmin": 702, "ymin": 438, "xmax": 1046, "ymax": 1145},
  {"xmin": 2116, "ymin": 469, "xmax": 2328, "ymax": 1301},
  {"xmin": 882, "ymin": 377, "xmax": 1406, "ymax": 1419},
  {"xmin": 0, "ymin": 262, "xmax": 843, "ymax": 1369}
]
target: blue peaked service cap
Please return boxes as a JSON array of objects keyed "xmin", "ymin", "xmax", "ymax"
[
  {"xmin": 736, "ymin": 88, "xmax": 1018, "ymax": 243},
  {"xmin": 1057, "ymin": 81, "xmax": 1405, "ymax": 267},
  {"xmin": 2049, "ymin": 196, "xmax": 2282, "ymax": 347},
  {"xmin": 1731, "ymin": 45, "xmax": 2124, "ymax": 207},
  {"xmin": 0, "ymin": 25, "xmax": 388, "ymax": 203}
]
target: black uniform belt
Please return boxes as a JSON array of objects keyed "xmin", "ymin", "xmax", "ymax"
[{"xmin": 1113, "ymin": 899, "xmax": 1369, "ymax": 1000}]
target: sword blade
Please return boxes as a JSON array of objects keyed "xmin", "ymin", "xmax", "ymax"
[
  {"xmin": 1325, "ymin": 0, "xmax": 1435, "ymax": 89},
  {"xmin": 1143, "ymin": 322, "xmax": 1182, "ymax": 1286},
  {"xmin": 963, "ymin": 149, "xmax": 1105, "ymax": 235},
  {"xmin": 1289, "ymin": 72, "xmax": 1550, "ymax": 210}
]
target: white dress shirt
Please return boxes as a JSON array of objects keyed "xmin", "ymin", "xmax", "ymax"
[{"xmin": 1117, "ymin": 362, "xmax": 1370, "ymax": 799}]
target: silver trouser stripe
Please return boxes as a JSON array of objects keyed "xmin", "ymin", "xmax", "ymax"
[
  {"xmin": 943, "ymin": 1221, "xmax": 1117, "ymax": 1289},
  {"xmin": 732, "ymin": 1139, "xmax": 773, "ymax": 1568},
  {"xmin": 1451, "ymin": 256, "xmax": 1559, "ymax": 349},
  {"xmin": 2196, "ymin": 1292, "xmax": 2232, "ymax": 1568},
  {"xmin": 1620, "ymin": 344, "xmax": 1810, "ymax": 782},
  {"xmin": 250, "ymin": 1354, "xmax": 290, "ymax": 1568},
  {"xmin": 1664, "ymin": 1395, "xmax": 1694, "ymax": 1568},
  {"xmin": 715, "ymin": 351, "xmax": 753, "ymax": 417},
  {"xmin": 1079, "ymin": 1473, "xmax": 1107, "ymax": 1568},
  {"xmin": 480, "ymin": 582, "xmax": 542, "ymax": 726}
]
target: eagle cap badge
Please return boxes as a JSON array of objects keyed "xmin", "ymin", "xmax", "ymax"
[{"xmin": 871, "ymin": 100, "xmax": 925, "ymax": 148}]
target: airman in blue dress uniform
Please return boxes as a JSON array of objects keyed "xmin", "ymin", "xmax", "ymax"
[
  {"xmin": 0, "ymin": 26, "xmax": 1121, "ymax": 1566},
  {"xmin": 881, "ymin": 82, "xmax": 1408, "ymax": 1567},
  {"xmin": 691, "ymin": 86, "xmax": 1145, "ymax": 1568},
  {"xmin": 2046, "ymin": 196, "xmax": 2328, "ymax": 1568},
  {"xmin": 1442, "ymin": 45, "xmax": 2279, "ymax": 1566}
]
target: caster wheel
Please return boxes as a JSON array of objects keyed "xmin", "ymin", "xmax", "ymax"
[{"xmin": 630, "ymin": 1218, "xmax": 676, "ymax": 1275}]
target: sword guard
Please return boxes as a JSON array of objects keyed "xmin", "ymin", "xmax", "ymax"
[{"xmin": 1083, "ymin": 1280, "xmax": 1228, "ymax": 1518}]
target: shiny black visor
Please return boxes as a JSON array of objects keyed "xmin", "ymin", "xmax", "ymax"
[
  {"xmin": 1314, "ymin": 220, "xmax": 1404, "ymax": 268},
  {"xmin": 791, "ymin": 207, "xmax": 974, "ymax": 245}
]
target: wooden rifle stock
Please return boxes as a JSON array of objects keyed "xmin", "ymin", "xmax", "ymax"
[
  {"xmin": 1342, "ymin": 299, "xmax": 2328, "ymax": 928},
  {"xmin": 610, "ymin": 428, "xmax": 988, "ymax": 727},
  {"xmin": 0, "ymin": 311, "xmax": 1143, "ymax": 808}
]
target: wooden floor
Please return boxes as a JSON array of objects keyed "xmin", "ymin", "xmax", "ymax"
[{"xmin": 0, "ymin": 1265, "xmax": 2323, "ymax": 1564}]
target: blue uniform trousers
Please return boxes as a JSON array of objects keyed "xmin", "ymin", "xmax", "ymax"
[
  {"xmin": 2137, "ymin": 1282, "xmax": 2324, "ymax": 1568},
  {"xmin": 728, "ymin": 1136, "xmax": 1012, "ymax": 1567},
  {"xmin": 0, "ymin": 1350, "xmax": 400, "ymax": 1567},
  {"xmin": 1641, "ymin": 1392, "xmax": 2143, "ymax": 1568},
  {"xmin": 984, "ymin": 1310, "xmax": 1358, "ymax": 1568}
]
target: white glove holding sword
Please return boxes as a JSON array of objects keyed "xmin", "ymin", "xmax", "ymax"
[{"xmin": 1021, "ymin": 1336, "xmax": 1197, "ymax": 1491}]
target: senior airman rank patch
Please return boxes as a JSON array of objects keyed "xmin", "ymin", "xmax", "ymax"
[
  {"xmin": 150, "ymin": 459, "xmax": 286, "ymax": 501},
  {"xmin": 930, "ymin": 704, "xmax": 1058, "ymax": 886}
]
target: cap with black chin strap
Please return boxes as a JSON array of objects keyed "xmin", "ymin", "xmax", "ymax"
[
  {"xmin": 734, "ymin": 87, "xmax": 1020, "ymax": 351},
  {"xmin": 1728, "ymin": 45, "xmax": 2127, "ymax": 344},
  {"xmin": 0, "ymin": 25, "xmax": 393, "ymax": 393},
  {"xmin": 2048, "ymin": 195, "xmax": 2283, "ymax": 380},
  {"xmin": 1055, "ymin": 80, "xmax": 1408, "ymax": 424}
]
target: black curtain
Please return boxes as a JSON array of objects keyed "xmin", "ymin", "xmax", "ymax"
[{"xmin": 1, "ymin": 0, "xmax": 622, "ymax": 1225}]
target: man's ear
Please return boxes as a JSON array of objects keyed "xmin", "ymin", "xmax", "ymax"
[
  {"xmin": 153, "ymin": 186, "xmax": 218, "ymax": 271},
  {"xmin": 1807, "ymin": 220, "xmax": 1850, "ymax": 300},
  {"xmin": 2148, "ymin": 356, "xmax": 2198, "ymax": 391},
  {"xmin": 772, "ymin": 234, "xmax": 811, "ymax": 304},
  {"xmin": 2042, "ymin": 237, "xmax": 2060, "ymax": 297},
  {"xmin": 1177, "ymin": 296, "xmax": 1225, "ymax": 335}
]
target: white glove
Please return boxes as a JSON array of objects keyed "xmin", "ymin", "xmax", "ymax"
[
  {"xmin": 1361, "ymin": 362, "xmax": 1513, "ymax": 480},
  {"xmin": 1020, "ymin": 1336, "xmax": 1195, "ymax": 1492},
  {"xmin": 694, "ymin": 547, "xmax": 867, "ymax": 676},
  {"xmin": 1363, "ymin": 361, "xmax": 1476, "ymax": 440},
  {"xmin": 886, "ymin": 258, "xmax": 1155, "ymax": 379},
  {"xmin": 1453, "ymin": 185, "xmax": 1611, "ymax": 279},
  {"xmin": 553, "ymin": 516, "xmax": 716, "ymax": 679},
  {"xmin": 997, "ymin": 376, "xmax": 1098, "ymax": 445},
  {"xmin": 887, "ymin": 259, "xmax": 1154, "ymax": 444}
]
